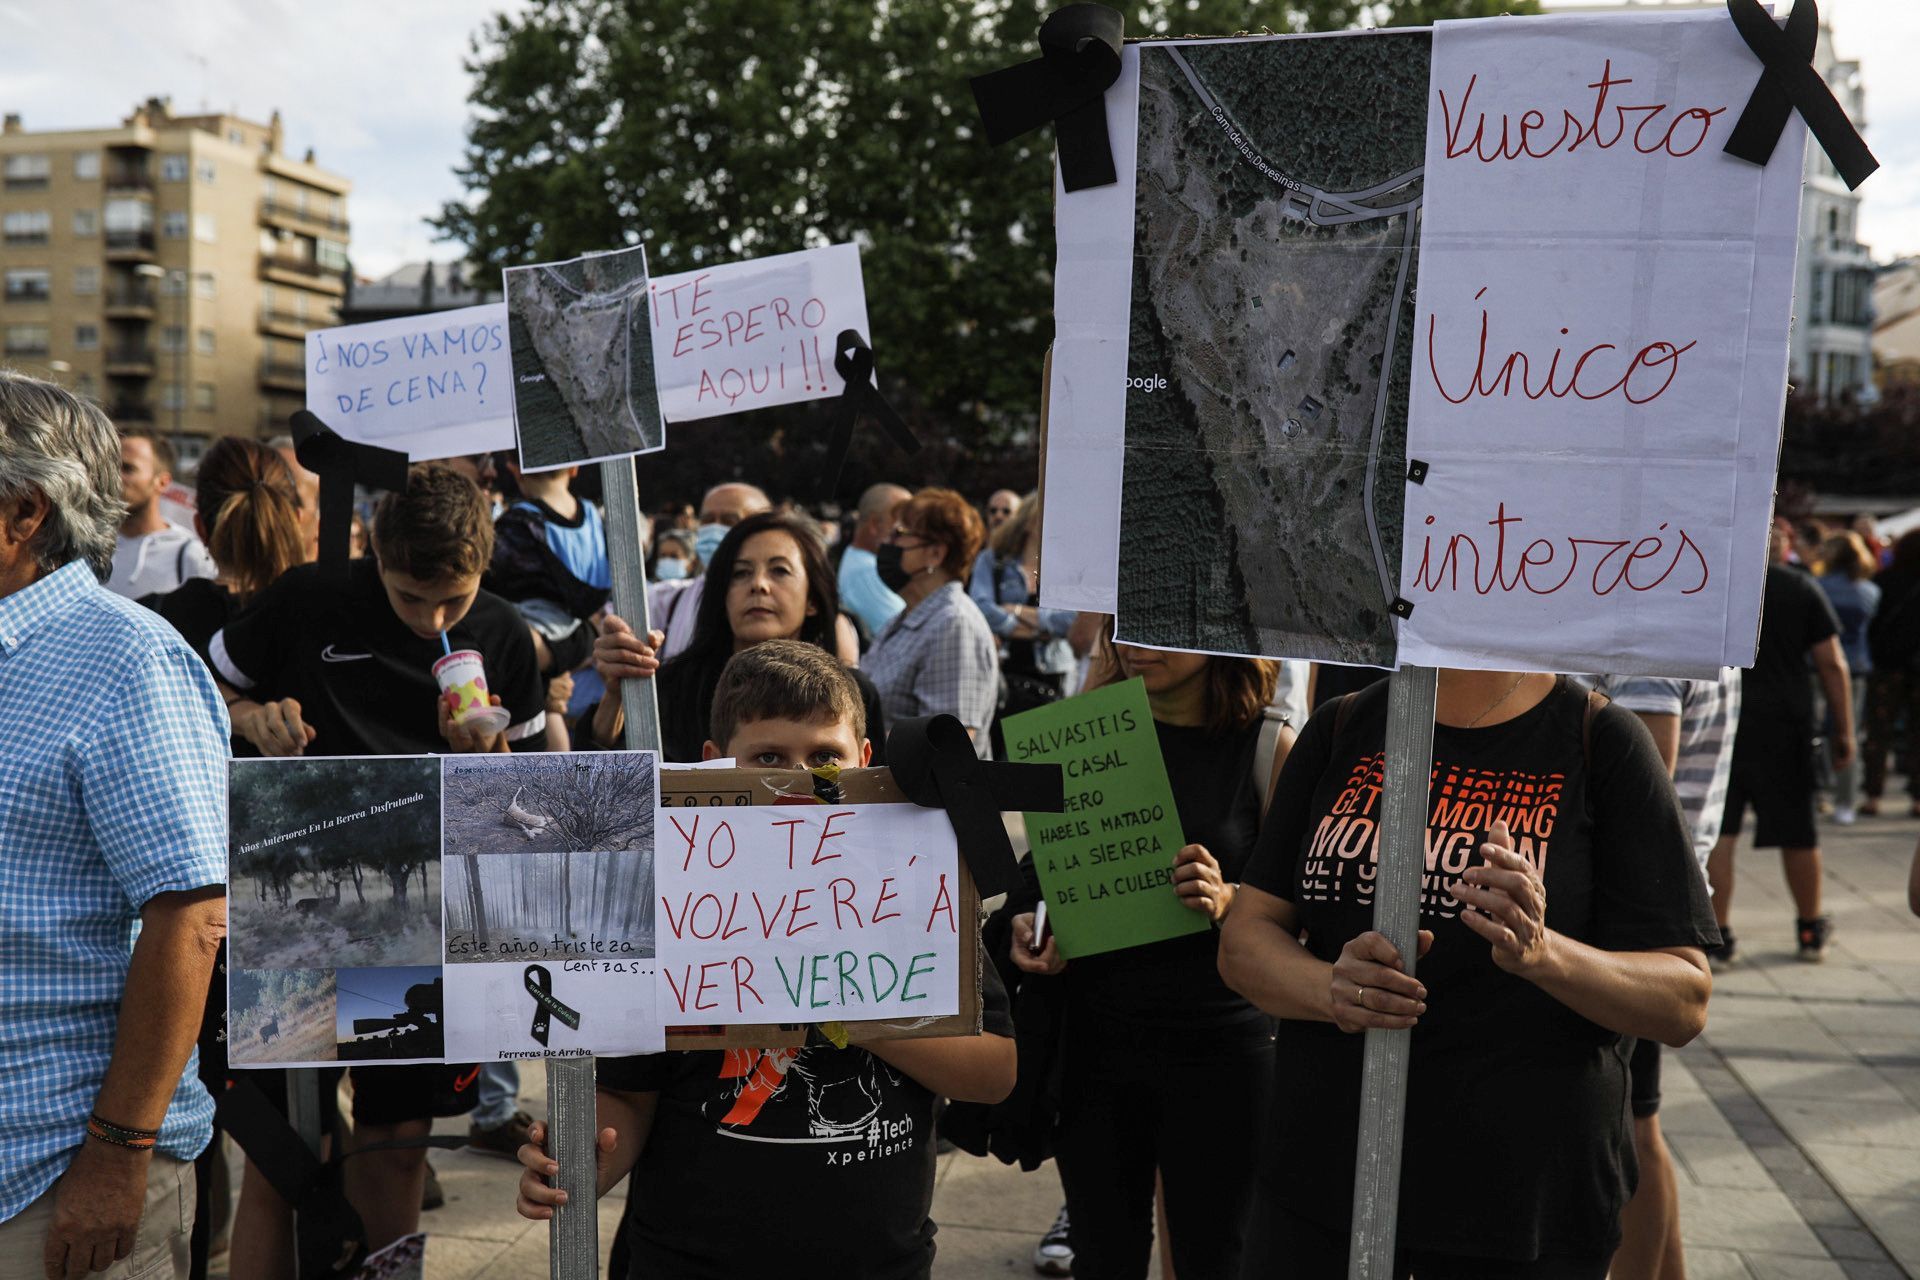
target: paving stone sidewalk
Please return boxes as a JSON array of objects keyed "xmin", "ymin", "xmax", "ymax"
[{"xmin": 214, "ymin": 804, "xmax": 1920, "ymax": 1278}]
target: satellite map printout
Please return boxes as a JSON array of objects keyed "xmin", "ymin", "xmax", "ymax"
[
  {"xmin": 1113, "ymin": 31, "xmax": 1428, "ymax": 667},
  {"xmin": 505, "ymin": 243, "xmax": 665, "ymax": 470}
]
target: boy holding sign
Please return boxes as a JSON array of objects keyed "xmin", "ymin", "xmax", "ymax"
[{"xmin": 513, "ymin": 641, "xmax": 1014, "ymax": 1276}]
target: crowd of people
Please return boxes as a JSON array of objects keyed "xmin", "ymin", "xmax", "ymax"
[{"xmin": 5, "ymin": 365, "xmax": 1920, "ymax": 1279}]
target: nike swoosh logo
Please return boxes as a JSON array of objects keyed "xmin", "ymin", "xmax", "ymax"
[{"xmin": 320, "ymin": 646, "xmax": 373, "ymax": 663}]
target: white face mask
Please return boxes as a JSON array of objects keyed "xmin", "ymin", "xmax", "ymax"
[
  {"xmin": 653, "ymin": 557, "xmax": 689, "ymax": 582},
  {"xmin": 693, "ymin": 523, "xmax": 728, "ymax": 566}
]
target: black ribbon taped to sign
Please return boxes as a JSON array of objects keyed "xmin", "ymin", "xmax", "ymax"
[
  {"xmin": 888, "ymin": 714, "xmax": 1064, "ymax": 900},
  {"xmin": 524, "ymin": 964, "xmax": 582, "ymax": 1047},
  {"xmin": 289, "ymin": 409, "xmax": 410, "ymax": 585},
  {"xmin": 819, "ymin": 329, "xmax": 919, "ymax": 498},
  {"xmin": 1722, "ymin": 0, "xmax": 1877, "ymax": 190},
  {"xmin": 969, "ymin": 4, "xmax": 1125, "ymax": 193}
]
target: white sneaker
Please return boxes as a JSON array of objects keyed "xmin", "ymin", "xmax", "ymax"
[
  {"xmin": 1034, "ymin": 1204, "xmax": 1073, "ymax": 1276},
  {"xmin": 1835, "ymin": 806, "xmax": 1857, "ymax": 825}
]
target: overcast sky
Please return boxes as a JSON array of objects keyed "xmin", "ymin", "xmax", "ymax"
[{"xmin": 1, "ymin": 0, "xmax": 1913, "ymax": 278}]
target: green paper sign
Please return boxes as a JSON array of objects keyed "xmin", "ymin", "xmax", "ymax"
[{"xmin": 1001, "ymin": 678, "xmax": 1209, "ymax": 958}]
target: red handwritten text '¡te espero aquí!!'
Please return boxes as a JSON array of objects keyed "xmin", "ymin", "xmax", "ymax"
[
  {"xmin": 1427, "ymin": 288, "xmax": 1699, "ymax": 407},
  {"xmin": 651, "ymin": 273, "xmax": 836, "ymax": 407},
  {"xmin": 1411, "ymin": 504, "xmax": 1709, "ymax": 599},
  {"xmin": 1437, "ymin": 59, "xmax": 1727, "ymax": 163}
]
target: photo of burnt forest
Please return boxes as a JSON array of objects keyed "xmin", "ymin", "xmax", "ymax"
[
  {"xmin": 444, "ymin": 850, "xmax": 656, "ymax": 963},
  {"xmin": 228, "ymin": 757, "xmax": 443, "ymax": 972},
  {"xmin": 443, "ymin": 752, "xmax": 656, "ymax": 857},
  {"xmin": 1116, "ymin": 32, "xmax": 1429, "ymax": 667}
]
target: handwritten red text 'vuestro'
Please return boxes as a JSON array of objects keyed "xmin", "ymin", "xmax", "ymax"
[
  {"xmin": 1412, "ymin": 504, "xmax": 1709, "ymax": 598},
  {"xmin": 1438, "ymin": 60, "xmax": 1727, "ymax": 163},
  {"xmin": 1427, "ymin": 288, "xmax": 1698, "ymax": 406}
]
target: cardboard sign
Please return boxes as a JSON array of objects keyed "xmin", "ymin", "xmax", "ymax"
[
  {"xmin": 1039, "ymin": 12, "xmax": 1803, "ymax": 680},
  {"xmin": 648, "ymin": 244, "xmax": 873, "ymax": 423},
  {"xmin": 304, "ymin": 306, "xmax": 514, "ymax": 462},
  {"xmin": 227, "ymin": 752, "xmax": 663, "ymax": 1068},
  {"xmin": 1002, "ymin": 679, "xmax": 1207, "ymax": 958},
  {"xmin": 1394, "ymin": 12, "xmax": 1803, "ymax": 676},
  {"xmin": 504, "ymin": 244, "xmax": 666, "ymax": 471},
  {"xmin": 655, "ymin": 803, "xmax": 961, "ymax": 1024},
  {"xmin": 658, "ymin": 766, "xmax": 982, "ymax": 1052}
]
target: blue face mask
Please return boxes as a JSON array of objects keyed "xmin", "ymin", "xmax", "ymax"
[
  {"xmin": 653, "ymin": 557, "xmax": 689, "ymax": 582},
  {"xmin": 693, "ymin": 523, "xmax": 728, "ymax": 566}
]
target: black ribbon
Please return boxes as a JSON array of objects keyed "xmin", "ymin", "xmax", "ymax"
[
  {"xmin": 1723, "ymin": 0, "xmax": 1877, "ymax": 190},
  {"xmin": 289, "ymin": 409, "xmax": 410, "ymax": 585},
  {"xmin": 818, "ymin": 329, "xmax": 919, "ymax": 498},
  {"xmin": 888, "ymin": 714, "xmax": 1064, "ymax": 899},
  {"xmin": 524, "ymin": 964, "xmax": 582, "ymax": 1047},
  {"xmin": 970, "ymin": 4, "xmax": 1125, "ymax": 193}
]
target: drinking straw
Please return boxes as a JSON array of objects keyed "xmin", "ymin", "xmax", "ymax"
[{"xmin": 440, "ymin": 631, "xmax": 453, "ymax": 657}]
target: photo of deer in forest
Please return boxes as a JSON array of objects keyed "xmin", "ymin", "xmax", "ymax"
[
  {"xmin": 228, "ymin": 756, "xmax": 443, "ymax": 971},
  {"xmin": 442, "ymin": 752, "xmax": 657, "ymax": 857},
  {"xmin": 444, "ymin": 850, "xmax": 656, "ymax": 963},
  {"xmin": 229, "ymin": 967, "xmax": 337, "ymax": 1066}
]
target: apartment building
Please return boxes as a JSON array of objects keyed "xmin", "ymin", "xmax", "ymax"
[{"xmin": 0, "ymin": 97, "xmax": 349, "ymax": 465}]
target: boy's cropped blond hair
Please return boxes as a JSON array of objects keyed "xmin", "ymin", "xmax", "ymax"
[{"xmin": 709, "ymin": 640, "xmax": 867, "ymax": 750}]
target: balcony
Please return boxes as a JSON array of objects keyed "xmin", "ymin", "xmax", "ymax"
[
  {"xmin": 259, "ymin": 307, "xmax": 313, "ymax": 339},
  {"xmin": 104, "ymin": 229, "xmax": 156, "ymax": 260},
  {"xmin": 4, "ymin": 176, "xmax": 49, "ymax": 191},
  {"xmin": 4, "ymin": 285, "xmax": 51, "ymax": 304},
  {"xmin": 107, "ymin": 400, "xmax": 155, "ymax": 424},
  {"xmin": 260, "ymin": 198, "xmax": 349, "ymax": 235},
  {"xmin": 260, "ymin": 356, "xmax": 306, "ymax": 390},
  {"xmin": 104, "ymin": 344, "xmax": 156, "ymax": 375},
  {"xmin": 103, "ymin": 285, "xmax": 156, "ymax": 317},
  {"xmin": 2, "ymin": 340, "xmax": 50, "ymax": 359},
  {"xmin": 104, "ymin": 168, "xmax": 153, "ymax": 193},
  {"xmin": 2, "ymin": 231, "xmax": 49, "ymax": 246},
  {"xmin": 260, "ymin": 252, "xmax": 345, "ymax": 295}
]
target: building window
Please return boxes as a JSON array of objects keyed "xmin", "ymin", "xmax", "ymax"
[
  {"xmin": 103, "ymin": 198, "xmax": 152, "ymax": 234},
  {"xmin": 73, "ymin": 267, "xmax": 99, "ymax": 296},
  {"xmin": 3, "ymin": 154, "xmax": 51, "ymax": 188},
  {"xmin": 227, "ymin": 128, "xmax": 245, "ymax": 146},
  {"xmin": 196, "ymin": 160, "xmax": 216, "ymax": 185},
  {"xmin": 159, "ymin": 271, "xmax": 186, "ymax": 297},
  {"xmin": 194, "ymin": 383, "xmax": 215, "ymax": 412},
  {"xmin": 4, "ymin": 269, "xmax": 51, "ymax": 301},
  {"xmin": 316, "ymin": 238, "xmax": 349, "ymax": 272},
  {"xmin": 75, "ymin": 373, "xmax": 96, "ymax": 399},
  {"xmin": 160, "ymin": 153, "xmax": 189, "ymax": 182},
  {"xmin": 4, "ymin": 325, "xmax": 51, "ymax": 356},
  {"xmin": 72, "ymin": 208, "xmax": 97, "ymax": 236},
  {"xmin": 194, "ymin": 272, "xmax": 215, "ymax": 299},
  {"xmin": 160, "ymin": 325, "xmax": 185, "ymax": 353},
  {"xmin": 2, "ymin": 210, "xmax": 51, "ymax": 244},
  {"xmin": 74, "ymin": 323, "xmax": 99, "ymax": 351},
  {"xmin": 196, "ymin": 328, "xmax": 215, "ymax": 355},
  {"xmin": 73, "ymin": 151, "xmax": 100, "ymax": 180},
  {"xmin": 162, "ymin": 211, "xmax": 188, "ymax": 239},
  {"xmin": 193, "ymin": 213, "xmax": 216, "ymax": 244},
  {"xmin": 160, "ymin": 383, "xmax": 185, "ymax": 411}
]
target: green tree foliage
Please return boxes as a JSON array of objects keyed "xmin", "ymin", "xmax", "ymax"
[{"xmin": 436, "ymin": 0, "xmax": 1536, "ymax": 491}]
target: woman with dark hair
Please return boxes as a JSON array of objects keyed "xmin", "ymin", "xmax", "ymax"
[
  {"xmin": 1009, "ymin": 633, "xmax": 1292, "ymax": 1280},
  {"xmin": 585, "ymin": 510, "xmax": 886, "ymax": 763},
  {"xmin": 139, "ymin": 436, "xmax": 307, "ymax": 661},
  {"xmin": 1862, "ymin": 529, "xmax": 1920, "ymax": 817},
  {"xmin": 864, "ymin": 487, "xmax": 1000, "ymax": 756}
]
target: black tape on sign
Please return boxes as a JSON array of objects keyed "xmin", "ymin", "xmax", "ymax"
[
  {"xmin": 819, "ymin": 329, "xmax": 919, "ymax": 498},
  {"xmin": 969, "ymin": 3, "xmax": 1125, "ymax": 193},
  {"xmin": 1723, "ymin": 0, "xmax": 1877, "ymax": 190},
  {"xmin": 888, "ymin": 714, "xmax": 1065, "ymax": 899},
  {"xmin": 289, "ymin": 409, "xmax": 411, "ymax": 585},
  {"xmin": 217, "ymin": 1077, "xmax": 368, "ymax": 1278}
]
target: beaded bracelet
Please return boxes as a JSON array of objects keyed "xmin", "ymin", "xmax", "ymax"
[{"xmin": 86, "ymin": 1115, "xmax": 159, "ymax": 1151}]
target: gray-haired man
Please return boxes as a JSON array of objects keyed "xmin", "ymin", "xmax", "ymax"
[{"xmin": 0, "ymin": 373, "xmax": 227, "ymax": 1278}]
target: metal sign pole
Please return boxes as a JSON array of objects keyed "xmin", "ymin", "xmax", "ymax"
[
  {"xmin": 288, "ymin": 1068, "xmax": 324, "ymax": 1280},
  {"xmin": 1347, "ymin": 664, "xmax": 1438, "ymax": 1279},
  {"xmin": 546, "ymin": 458, "xmax": 663, "ymax": 1279}
]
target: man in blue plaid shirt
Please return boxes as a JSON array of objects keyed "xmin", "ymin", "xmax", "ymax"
[{"xmin": 0, "ymin": 373, "xmax": 227, "ymax": 1279}]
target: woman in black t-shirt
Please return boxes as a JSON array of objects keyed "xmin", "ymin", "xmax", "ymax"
[
  {"xmin": 1009, "ymin": 638, "xmax": 1292, "ymax": 1280},
  {"xmin": 1220, "ymin": 670, "xmax": 1719, "ymax": 1278},
  {"xmin": 582, "ymin": 510, "xmax": 887, "ymax": 763}
]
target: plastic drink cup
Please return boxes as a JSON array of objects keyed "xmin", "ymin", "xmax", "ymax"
[{"xmin": 433, "ymin": 649, "xmax": 512, "ymax": 736}]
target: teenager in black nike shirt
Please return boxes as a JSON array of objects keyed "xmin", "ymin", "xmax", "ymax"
[{"xmin": 514, "ymin": 642, "xmax": 1014, "ymax": 1279}]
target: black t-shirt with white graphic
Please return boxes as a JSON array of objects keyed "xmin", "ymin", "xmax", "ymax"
[
  {"xmin": 1241, "ymin": 678, "xmax": 1718, "ymax": 1263},
  {"xmin": 210, "ymin": 558, "xmax": 548, "ymax": 756},
  {"xmin": 599, "ymin": 964, "xmax": 1014, "ymax": 1279}
]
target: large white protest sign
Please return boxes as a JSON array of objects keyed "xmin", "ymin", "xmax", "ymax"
[
  {"xmin": 655, "ymin": 803, "xmax": 961, "ymax": 1024},
  {"xmin": 647, "ymin": 243, "xmax": 872, "ymax": 423},
  {"xmin": 304, "ymin": 306, "xmax": 514, "ymax": 461},
  {"xmin": 1395, "ymin": 11, "xmax": 1804, "ymax": 676}
]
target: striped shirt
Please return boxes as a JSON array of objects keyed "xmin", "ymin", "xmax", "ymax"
[
  {"xmin": 0, "ymin": 560, "xmax": 229, "ymax": 1219},
  {"xmin": 1599, "ymin": 669, "xmax": 1741, "ymax": 875}
]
